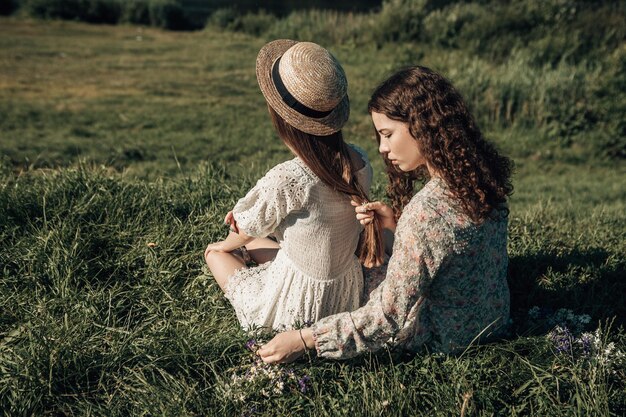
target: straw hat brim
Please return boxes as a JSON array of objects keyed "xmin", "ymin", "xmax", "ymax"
[{"xmin": 256, "ymin": 39, "xmax": 350, "ymax": 136}]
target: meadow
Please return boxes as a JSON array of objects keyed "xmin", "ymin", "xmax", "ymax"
[{"xmin": 1, "ymin": 5, "xmax": 625, "ymax": 416}]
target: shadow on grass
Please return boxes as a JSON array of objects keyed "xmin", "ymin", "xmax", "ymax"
[{"xmin": 508, "ymin": 247, "xmax": 625, "ymax": 330}]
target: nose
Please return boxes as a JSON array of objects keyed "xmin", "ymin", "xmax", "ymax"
[{"xmin": 378, "ymin": 137, "xmax": 390, "ymax": 154}]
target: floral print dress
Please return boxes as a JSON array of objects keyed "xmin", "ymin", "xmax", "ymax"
[{"xmin": 311, "ymin": 177, "xmax": 510, "ymax": 358}]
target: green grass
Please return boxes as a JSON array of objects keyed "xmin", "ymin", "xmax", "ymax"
[{"xmin": 1, "ymin": 17, "xmax": 625, "ymax": 416}]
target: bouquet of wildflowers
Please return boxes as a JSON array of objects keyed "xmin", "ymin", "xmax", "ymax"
[
  {"xmin": 548, "ymin": 325, "xmax": 625, "ymax": 373},
  {"xmin": 215, "ymin": 338, "xmax": 312, "ymax": 405},
  {"xmin": 527, "ymin": 307, "xmax": 625, "ymax": 373}
]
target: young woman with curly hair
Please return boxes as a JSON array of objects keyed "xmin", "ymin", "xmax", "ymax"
[{"xmin": 258, "ymin": 66, "xmax": 514, "ymax": 363}]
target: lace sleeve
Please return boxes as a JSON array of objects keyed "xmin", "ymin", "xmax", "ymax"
[{"xmin": 232, "ymin": 161, "xmax": 311, "ymax": 238}]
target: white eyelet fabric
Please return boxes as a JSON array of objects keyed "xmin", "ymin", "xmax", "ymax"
[{"xmin": 225, "ymin": 145, "xmax": 373, "ymax": 331}]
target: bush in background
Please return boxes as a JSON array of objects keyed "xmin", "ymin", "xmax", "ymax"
[
  {"xmin": 0, "ymin": 0, "xmax": 20, "ymax": 15},
  {"xmin": 422, "ymin": 3, "xmax": 486, "ymax": 48},
  {"xmin": 120, "ymin": 0, "xmax": 151, "ymax": 25},
  {"xmin": 147, "ymin": 0, "xmax": 186, "ymax": 30},
  {"xmin": 263, "ymin": 10, "xmax": 369, "ymax": 46},
  {"xmin": 20, "ymin": 0, "xmax": 192, "ymax": 29},
  {"xmin": 24, "ymin": 0, "xmax": 122, "ymax": 23},
  {"xmin": 207, "ymin": 8, "xmax": 277, "ymax": 37},
  {"xmin": 205, "ymin": 6, "xmax": 237, "ymax": 29}
]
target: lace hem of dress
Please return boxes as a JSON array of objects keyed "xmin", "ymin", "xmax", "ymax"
[{"xmin": 223, "ymin": 260, "xmax": 272, "ymax": 301}]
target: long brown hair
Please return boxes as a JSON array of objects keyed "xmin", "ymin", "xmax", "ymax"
[
  {"xmin": 268, "ymin": 106, "xmax": 384, "ymax": 268},
  {"xmin": 367, "ymin": 66, "xmax": 514, "ymax": 223}
]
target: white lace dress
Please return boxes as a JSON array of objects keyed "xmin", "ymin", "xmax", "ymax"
[{"xmin": 225, "ymin": 146, "xmax": 372, "ymax": 331}]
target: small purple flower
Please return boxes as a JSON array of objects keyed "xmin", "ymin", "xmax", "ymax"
[
  {"xmin": 549, "ymin": 326, "xmax": 573, "ymax": 354},
  {"xmin": 298, "ymin": 375, "xmax": 311, "ymax": 393},
  {"xmin": 245, "ymin": 339, "xmax": 257, "ymax": 352}
]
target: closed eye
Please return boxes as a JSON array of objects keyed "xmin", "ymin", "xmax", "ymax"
[{"xmin": 379, "ymin": 130, "xmax": 392, "ymax": 139}]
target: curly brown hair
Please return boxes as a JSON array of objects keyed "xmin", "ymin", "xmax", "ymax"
[{"xmin": 367, "ymin": 66, "xmax": 514, "ymax": 223}]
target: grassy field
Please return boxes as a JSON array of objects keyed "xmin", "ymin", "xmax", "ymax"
[{"xmin": 1, "ymin": 17, "xmax": 625, "ymax": 416}]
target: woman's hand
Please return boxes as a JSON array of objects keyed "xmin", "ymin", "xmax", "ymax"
[
  {"xmin": 257, "ymin": 329, "xmax": 313, "ymax": 364},
  {"xmin": 224, "ymin": 211, "xmax": 239, "ymax": 233},
  {"xmin": 204, "ymin": 241, "xmax": 228, "ymax": 261},
  {"xmin": 352, "ymin": 200, "xmax": 397, "ymax": 232}
]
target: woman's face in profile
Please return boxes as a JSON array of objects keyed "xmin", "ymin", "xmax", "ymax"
[{"xmin": 371, "ymin": 112, "xmax": 426, "ymax": 172}]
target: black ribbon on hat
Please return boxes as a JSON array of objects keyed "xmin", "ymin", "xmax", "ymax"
[{"xmin": 272, "ymin": 57, "xmax": 333, "ymax": 119}]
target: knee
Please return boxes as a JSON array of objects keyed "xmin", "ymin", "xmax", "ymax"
[{"xmin": 204, "ymin": 249, "xmax": 223, "ymax": 267}]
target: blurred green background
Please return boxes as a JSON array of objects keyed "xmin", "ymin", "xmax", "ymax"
[{"xmin": 1, "ymin": 0, "xmax": 624, "ymax": 179}]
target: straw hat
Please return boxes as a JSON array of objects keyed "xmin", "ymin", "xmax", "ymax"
[{"xmin": 256, "ymin": 40, "xmax": 350, "ymax": 136}]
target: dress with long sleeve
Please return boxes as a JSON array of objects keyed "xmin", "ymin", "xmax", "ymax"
[
  {"xmin": 311, "ymin": 177, "xmax": 510, "ymax": 358},
  {"xmin": 226, "ymin": 145, "xmax": 372, "ymax": 331}
]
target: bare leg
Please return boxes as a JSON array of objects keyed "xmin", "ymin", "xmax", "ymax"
[
  {"xmin": 204, "ymin": 237, "xmax": 279, "ymax": 293},
  {"xmin": 205, "ymin": 251, "xmax": 246, "ymax": 292},
  {"xmin": 245, "ymin": 237, "xmax": 280, "ymax": 264}
]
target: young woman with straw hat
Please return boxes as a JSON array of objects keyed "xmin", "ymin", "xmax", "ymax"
[
  {"xmin": 258, "ymin": 65, "xmax": 514, "ymax": 363},
  {"xmin": 204, "ymin": 40, "xmax": 384, "ymax": 331}
]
